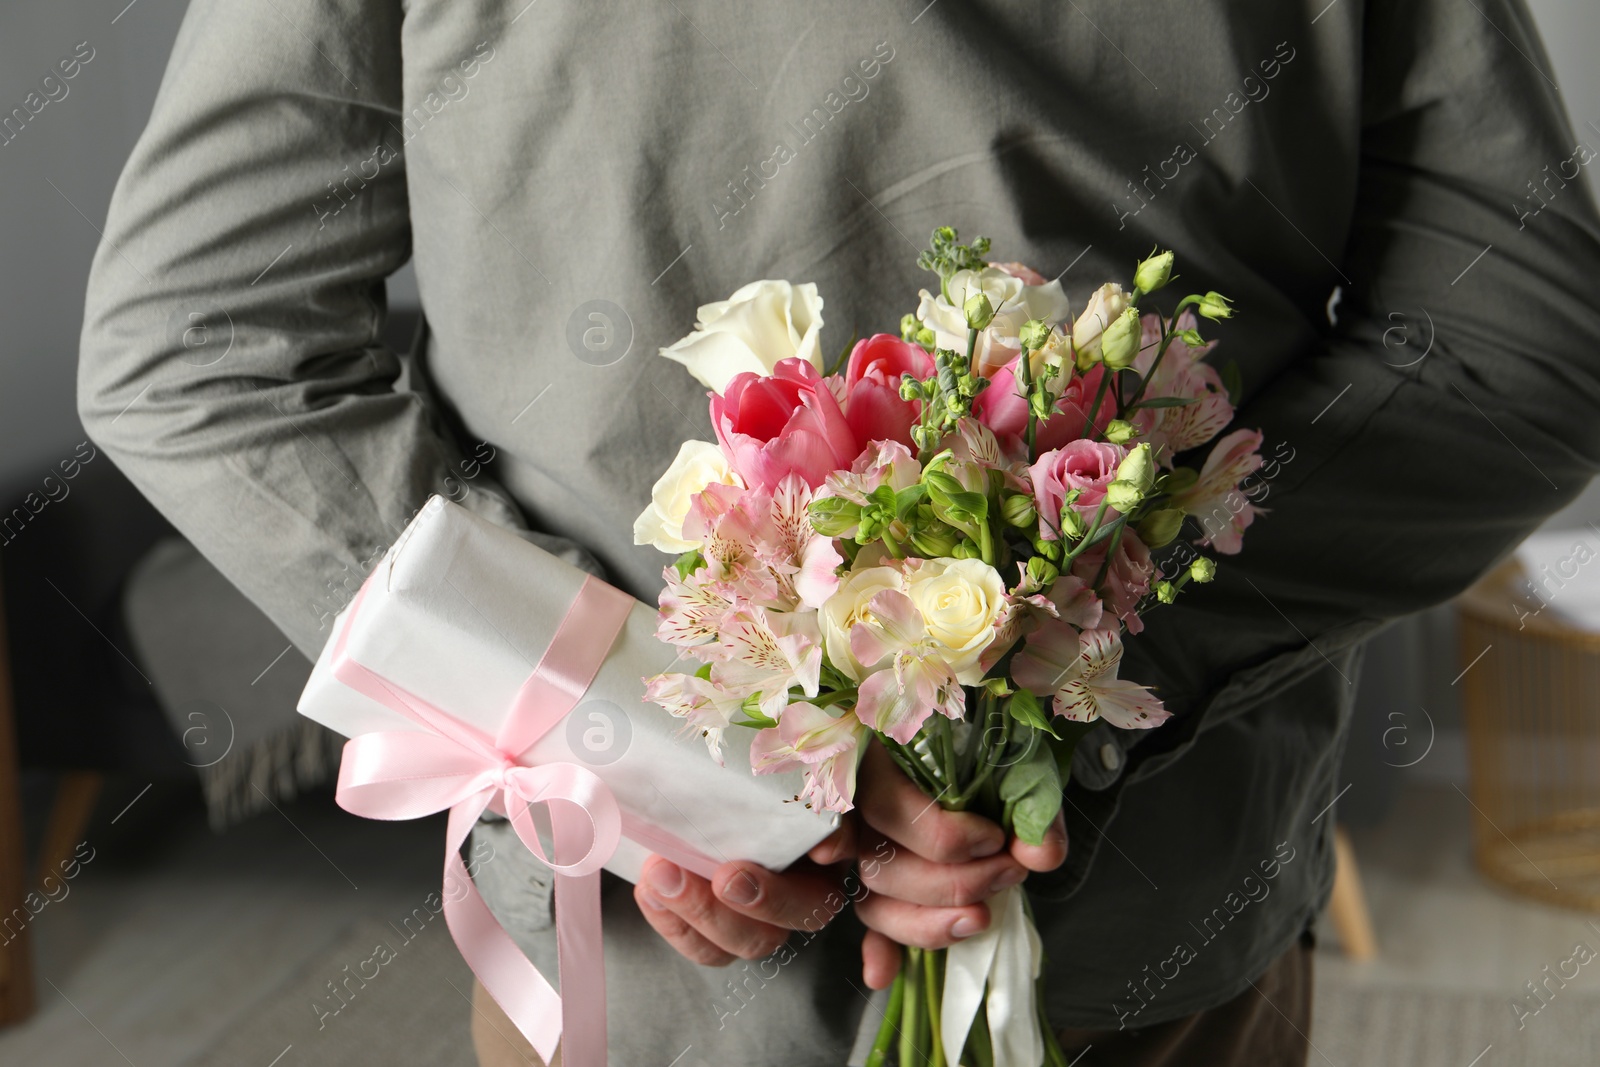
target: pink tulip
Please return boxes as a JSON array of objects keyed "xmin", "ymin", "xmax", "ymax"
[
  {"xmin": 842, "ymin": 334, "xmax": 934, "ymax": 449},
  {"xmin": 711, "ymin": 358, "xmax": 861, "ymax": 490},
  {"xmin": 972, "ymin": 359, "xmax": 1115, "ymax": 455}
]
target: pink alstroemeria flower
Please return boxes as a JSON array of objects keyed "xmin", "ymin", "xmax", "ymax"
[
  {"xmin": 1130, "ymin": 312, "xmax": 1234, "ymax": 460},
  {"xmin": 848, "ymin": 589, "xmax": 965, "ymax": 743},
  {"xmin": 843, "ymin": 333, "xmax": 935, "ymax": 449},
  {"xmin": 749, "ymin": 702, "xmax": 866, "ymax": 813},
  {"xmin": 1012, "ymin": 624, "xmax": 1170, "ymax": 730},
  {"xmin": 1172, "ymin": 428, "xmax": 1265, "ymax": 555},
  {"xmin": 712, "ymin": 358, "xmax": 861, "ymax": 490},
  {"xmin": 704, "ymin": 606, "xmax": 822, "ymax": 719},
  {"xmin": 644, "ymin": 672, "xmax": 748, "ymax": 764}
]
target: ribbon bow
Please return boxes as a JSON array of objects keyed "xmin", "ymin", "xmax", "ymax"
[{"xmin": 329, "ymin": 574, "xmax": 634, "ymax": 1067}]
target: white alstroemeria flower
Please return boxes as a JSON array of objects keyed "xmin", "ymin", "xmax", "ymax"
[
  {"xmin": 660, "ymin": 280, "xmax": 824, "ymax": 393},
  {"xmin": 643, "ymin": 671, "xmax": 748, "ymax": 764}
]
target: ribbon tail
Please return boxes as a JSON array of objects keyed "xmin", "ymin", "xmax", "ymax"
[
  {"xmin": 441, "ymin": 801, "xmax": 564, "ymax": 1065},
  {"xmin": 985, "ymin": 885, "xmax": 1045, "ymax": 1067},
  {"xmin": 941, "ymin": 897, "xmax": 1005, "ymax": 1061},
  {"xmin": 551, "ymin": 805, "xmax": 607, "ymax": 1067}
]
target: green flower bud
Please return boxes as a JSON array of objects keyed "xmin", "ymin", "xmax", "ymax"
[
  {"xmin": 1136, "ymin": 508, "xmax": 1184, "ymax": 549},
  {"xmin": 1001, "ymin": 493, "xmax": 1037, "ymax": 528},
  {"xmin": 808, "ymin": 496, "xmax": 861, "ymax": 537},
  {"xmin": 1103, "ymin": 419, "xmax": 1136, "ymax": 445},
  {"xmin": 900, "ymin": 375, "xmax": 925, "ymax": 401},
  {"xmin": 1105, "ymin": 479, "xmax": 1144, "ymax": 513},
  {"xmin": 1189, "ymin": 557, "xmax": 1217, "ymax": 583},
  {"xmin": 963, "ymin": 292, "xmax": 996, "ymax": 331},
  {"xmin": 1116, "ymin": 443, "xmax": 1156, "ymax": 494},
  {"xmin": 1099, "ymin": 306, "xmax": 1142, "ymax": 370},
  {"xmin": 1032, "ymin": 534, "xmax": 1064, "ymax": 562},
  {"xmin": 1155, "ymin": 580, "xmax": 1178, "ymax": 604},
  {"xmin": 900, "ymin": 313, "xmax": 920, "ymax": 342},
  {"xmin": 909, "ymin": 524, "xmax": 960, "ymax": 559},
  {"xmin": 1196, "ymin": 291, "xmax": 1234, "ymax": 321},
  {"xmin": 1159, "ymin": 466, "xmax": 1199, "ymax": 494},
  {"xmin": 1027, "ymin": 555, "xmax": 1060, "ymax": 589},
  {"xmin": 952, "ymin": 538, "xmax": 982, "ymax": 560},
  {"xmin": 914, "ymin": 326, "xmax": 937, "ymax": 351},
  {"xmin": 1059, "ymin": 506, "xmax": 1088, "ymax": 540},
  {"xmin": 1178, "ymin": 328, "xmax": 1206, "ymax": 348},
  {"xmin": 1019, "ymin": 318, "xmax": 1051, "ymax": 351},
  {"xmin": 1134, "ymin": 249, "xmax": 1174, "ymax": 294}
]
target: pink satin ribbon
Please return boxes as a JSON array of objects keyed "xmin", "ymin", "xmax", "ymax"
[{"xmin": 329, "ymin": 571, "xmax": 682, "ymax": 1067}]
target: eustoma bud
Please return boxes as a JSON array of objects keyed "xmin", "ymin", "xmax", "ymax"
[
  {"xmin": 1019, "ymin": 318, "xmax": 1050, "ymax": 351},
  {"xmin": 1137, "ymin": 508, "xmax": 1184, "ymax": 548},
  {"xmin": 1196, "ymin": 291, "xmax": 1234, "ymax": 321},
  {"xmin": 1099, "ymin": 306, "xmax": 1142, "ymax": 370},
  {"xmin": 1001, "ymin": 493, "xmax": 1037, "ymax": 528},
  {"xmin": 964, "ymin": 292, "xmax": 996, "ymax": 331},
  {"xmin": 1190, "ymin": 557, "xmax": 1217, "ymax": 583},
  {"xmin": 1134, "ymin": 249, "xmax": 1174, "ymax": 294},
  {"xmin": 1117, "ymin": 443, "xmax": 1156, "ymax": 494}
]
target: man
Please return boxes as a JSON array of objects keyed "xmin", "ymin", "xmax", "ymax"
[{"xmin": 79, "ymin": 1, "xmax": 1600, "ymax": 1064}]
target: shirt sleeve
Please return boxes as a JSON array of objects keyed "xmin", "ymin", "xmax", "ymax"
[
  {"xmin": 76, "ymin": 0, "xmax": 548, "ymax": 660},
  {"xmin": 1095, "ymin": 0, "xmax": 1600, "ymax": 790}
]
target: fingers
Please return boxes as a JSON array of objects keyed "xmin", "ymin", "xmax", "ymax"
[
  {"xmin": 808, "ymin": 816, "xmax": 857, "ymax": 866},
  {"xmin": 856, "ymin": 826, "xmax": 1026, "ymax": 907},
  {"xmin": 856, "ymin": 742, "xmax": 1006, "ymax": 864},
  {"xmin": 635, "ymin": 855, "xmax": 849, "ymax": 965},
  {"xmin": 633, "ymin": 883, "xmax": 736, "ymax": 967},
  {"xmin": 709, "ymin": 859, "xmax": 849, "ymax": 932},
  {"xmin": 855, "ymin": 890, "xmax": 991, "ymax": 951},
  {"xmin": 861, "ymin": 929, "xmax": 902, "ymax": 990},
  {"xmin": 1010, "ymin": 810, "xmax": 1069, "ymax": 873}
]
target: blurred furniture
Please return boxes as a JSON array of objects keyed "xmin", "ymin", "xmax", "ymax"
[
  {"xmin": 1459, "ymin": 556, "xmax": 1600, "ymax": 911},
  {"xmin": 1328, "ymin": 827, "xmax": 1377, "ymax": 960}
]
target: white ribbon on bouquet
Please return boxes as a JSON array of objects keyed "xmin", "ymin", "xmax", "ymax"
[{"xmin": 941, "ymin": 884, "xmax": 1045, "ymax": 1067}]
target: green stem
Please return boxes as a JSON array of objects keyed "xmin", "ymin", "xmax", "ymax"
[
  {"xmin": 1057, "ymin": 497, "xmax": 1111, "ymax": 571},
  {"xmin": 864, "ymin": 969, "xmax": 905, "ymax": 1067},
  {"xmin": 968, "ymin": 998, "xmax": 995, "ymax": 1067},
  {"xmin": 1091, "ymin": 521, "xmax": 1126, "ymax": 588},
  {"xmin": 1080, "ymin": 370, "xmax": 1111, "ymax": 438},
  {"xmin": 1124, "ymin": 300, "xmax": 1198, "ymax": 413},
  {"xmin": 880, "ymin": 527, "xmax": 906, "ymax": 559},
  {"xmin": 1017, "ymin": 346, "xmax": 1039, "ymax": 461},
  {"xmin": 925, "ymin": 948, "xmax": 946, "ymax": 1067},
  {"xmin": 901, "ymin": 947, "xmax": 926, "ymax": 1067},
  {"xmin": 978, "ymin": 521, "xmax": 996, "ymax": 568}
]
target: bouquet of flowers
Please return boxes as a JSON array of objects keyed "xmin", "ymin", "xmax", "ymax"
[{"xmin": 635, "ymin": 229, "xmax": 1263, "ymax": 1067}]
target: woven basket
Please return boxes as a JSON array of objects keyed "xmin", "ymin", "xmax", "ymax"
[{"xmin": 1457, "ymin": 559, "xmax": 1600, "ymax": 912}]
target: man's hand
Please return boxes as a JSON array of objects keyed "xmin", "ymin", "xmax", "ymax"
[
  {"xmin": 633, "ymin": 740, "xmax": 1067, "ymax": 982},
  {"xmin": 853, "ymin": 741, "xmax": 1067, "ymax": 989}
]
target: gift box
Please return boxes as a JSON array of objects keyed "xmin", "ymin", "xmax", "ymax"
[{"xmin": 296, "ymin": 494, "xmax": 836, "ymax": 1065}]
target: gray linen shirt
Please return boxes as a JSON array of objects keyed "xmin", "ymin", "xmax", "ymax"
[{"xmin": 79, "ymin": 0, "xmax": 1600, "ymax": 1062}]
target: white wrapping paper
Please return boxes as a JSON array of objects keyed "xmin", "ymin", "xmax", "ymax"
[{"xmin": 298, "ymin": 495, "xmax": 837, "ymax": 881}]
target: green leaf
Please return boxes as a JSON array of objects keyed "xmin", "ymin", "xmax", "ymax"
[
  {"xmin": 1007, "ymin": 690, "xmax": 1059, "ymax": 738},
  {"xmin": 672, "ymin": 550, "xmax": 704, "ymax": 580},
  {"xmin": 894, "ymin": 484, "xmax": 929, "ymax": 519},
  {"xmin": 998, "ymin": 739, "xmax": 1063, "ymax": 846},
  {"xmin": 1221, "ymin": 360, "xmax": 1243, "ymax": 406}
]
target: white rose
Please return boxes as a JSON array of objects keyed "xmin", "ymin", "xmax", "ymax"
[
  {"xmin": 904, "ymin": 558, "xmax": 1007, "ymax": 683},
  {"xmin": 632, "ymin": 440, "xmax": 741, "ymax": 554},
  {"xmin": 1072, "ymin": 282, "xmax": 1132, "ymax": 361},
  {"xmin": 660, "ymin": 279, "xmax": 825, "ymax": 394},
  {"xmin": 819, "ymin": 566, "xmax": 907, "ymax": 682},
  {"xmin": 916, "ymin": 267, "xmax": 1072, "ymax": 376}
]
